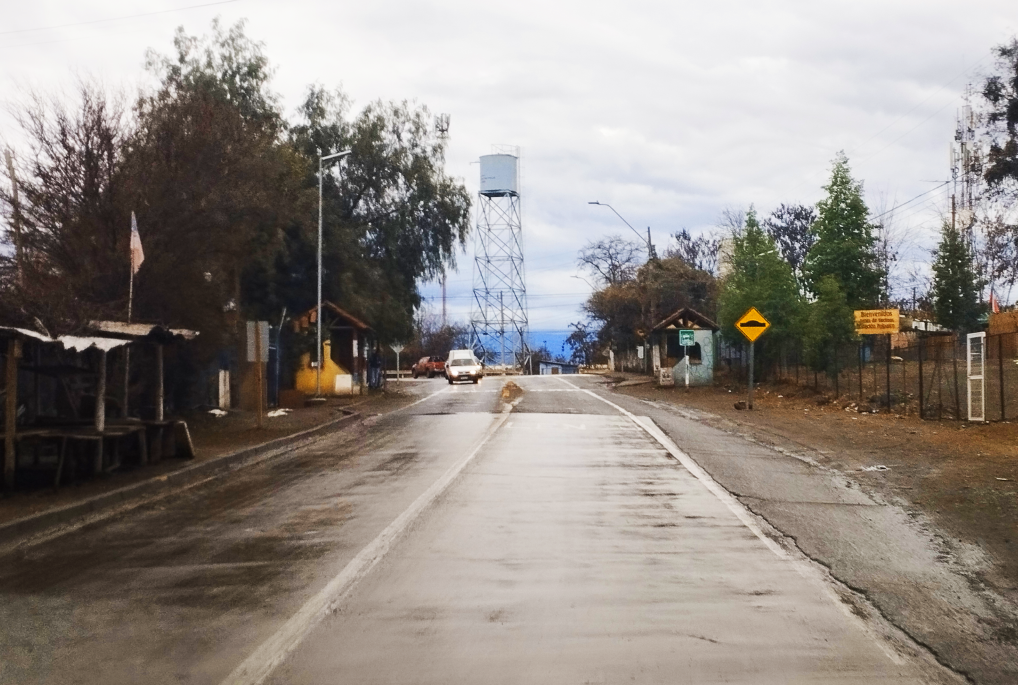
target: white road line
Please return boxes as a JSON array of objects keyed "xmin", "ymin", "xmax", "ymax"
[
  {"xmin": 556, "ymin": 377, "xmax": 788, "ymax": 559},
  {"xmin": 394, "ymin": 386, "xmax": 449, "ymax": 411},
  {"xmin": 220, "ymin": 412, "xmax": 511, "ymax": 685},
  {"xmin": 556, "ymin": 378, "xmax": 909, "ymax": 664}
]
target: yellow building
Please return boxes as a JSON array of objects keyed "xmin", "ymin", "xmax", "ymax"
[
  {"xmin": 292, "ymin": 302, "xmax": 374, "ymax": 396},
  {"xmin": 295, "ymin": 341, "xmax": 354, "ymax": 395}
]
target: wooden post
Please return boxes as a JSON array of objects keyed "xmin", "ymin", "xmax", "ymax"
[
  {"xmin": 255, "ymin": 331, "xmax": 264, "ymax": 429},
  {"xmin": 94, "ymin": 349, "xmax": 107, "ymax": 475},
  {"xmin": 4, "ymin": 338, "xmax": 20, "ymax": 491},
  {"xmin": 122, "ymin": 347, "xmax": 130, "ymax": 418},
  {"xmin": 886, "ymin": 333, "xmax": 892, "ymax": 411},
  {"xmin": 155, "ymin": 344, "xmax": 164, "ymax": 422}
]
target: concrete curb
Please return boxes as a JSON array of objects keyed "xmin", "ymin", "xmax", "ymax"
[{"xmin": 0, "ymin": 409, "xmax": 361, "ymax": 547}]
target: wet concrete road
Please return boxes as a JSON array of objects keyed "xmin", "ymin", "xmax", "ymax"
[{"xmin": 0, "ymin": 376, "xmax": 957, "ymax": 683}]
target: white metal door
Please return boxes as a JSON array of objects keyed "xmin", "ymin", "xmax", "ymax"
[{"xmin": 967, "ymin": 332, "xmax": 985, "ymax": 422}]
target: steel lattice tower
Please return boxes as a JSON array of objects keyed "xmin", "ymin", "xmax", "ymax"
[{"xmin": 470, "ymin": 149, "xmax": 529, "ymax": 369}]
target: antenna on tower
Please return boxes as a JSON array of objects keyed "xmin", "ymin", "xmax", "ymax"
[
  {"xmin": 470, "ymin": 147, "xmax": 529, "ymax": 371},
  {"xmin": 435, "ymin": 113, "xmax": 450, "ymax": 139},
  {"xmin": 950, "ymin": 84, "xmax": 981, "ymax": 243}
]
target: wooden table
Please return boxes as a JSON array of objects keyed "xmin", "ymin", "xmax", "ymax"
[{"xmin": 1, "ymin": 424, "xmax": 149, "ymax": 488}]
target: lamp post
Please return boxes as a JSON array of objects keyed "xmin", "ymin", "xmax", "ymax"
[
  {"xmin": 317, "ymin": 149, "xmax": 352, "ymax": 396},
  {"xmin": 588, "ymin": 201, "xmax": 656, "ymax": 259}
]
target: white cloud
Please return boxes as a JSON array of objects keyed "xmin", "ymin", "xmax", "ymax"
[{"xmin": 2, "ymin": 0, "xmax": 1014, "ymax": 326}]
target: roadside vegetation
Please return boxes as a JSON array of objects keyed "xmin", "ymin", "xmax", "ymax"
[
  {"xmin": 0, "ymin": 20, "xmax": 470, "ymax": 364},
  {"xmin": 570, "ymin": 36, "xmax": 1018, "ymax": 378}
]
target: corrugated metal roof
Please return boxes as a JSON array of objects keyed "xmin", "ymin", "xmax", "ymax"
[
  {"xmin": 0, "ymin": 326, "xmax": 130, "ymax": 352},
  {"xmin": 87, "ymin": 320, "xmax": 199, "ymax": 341}
]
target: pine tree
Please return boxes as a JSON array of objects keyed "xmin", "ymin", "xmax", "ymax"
[
  {"xmin": 931, "ymin": 221, "xmax": 981, "ymax": 332},
  {"xmin": 801, "ymin": 275, "xmax": 856, "ymax": 375},
  {"xmin": 717, "ymin": 208, "xmax": 803, "ymax": 366},
  {"xmin": 803, "ymin": 153, "xmax": 883, "ymax": 308}
]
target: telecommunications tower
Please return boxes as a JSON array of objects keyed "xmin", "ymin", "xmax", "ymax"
[
  {"xmin": 950, "ymin": 85, "xmax": 981, "ymax": 239},
  {"xmin": 470, "ymin": 147, "xmax": 529, "ymax": 369}
]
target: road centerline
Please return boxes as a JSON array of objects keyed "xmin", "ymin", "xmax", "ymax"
[{"xmin": 219, "ymin": 410, "xmax": 510, "ymax": 685}]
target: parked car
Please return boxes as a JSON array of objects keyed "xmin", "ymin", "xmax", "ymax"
[
  {"xmin": 411, "ymin": 356, "xmax": 446, "ymax": 379},
  {"xmin": 446, "ymin": 355, "xmax": 483, "ymax": 384}
]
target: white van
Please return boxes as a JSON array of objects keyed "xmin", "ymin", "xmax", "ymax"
[
  {"xmin": 446, "ymin": 349, "xmax": 476, "ymax": 362},
  {"xmin": 445, "ymin": 349, "xmax": 483, "ymax": 384}
]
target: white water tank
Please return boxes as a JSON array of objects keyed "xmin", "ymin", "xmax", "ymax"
[{"xmin": 479, "ymin": 154, "xmax": 518, "ymax": 196}]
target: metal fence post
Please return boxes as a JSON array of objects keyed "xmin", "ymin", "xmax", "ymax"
[
  {"xmin": 886, "ymin": 333, "xmax": 892, "ymax": 411},
  {"xmin": 999, "ymin": 335, "xmax": 1006, "ymax": 421},
  {"xmin": 858, "ymin": 343, "xmax": 863, "ymax": 400},
  {"xmin": 834, "ymin": 346, "xmax": 840, "ymax": 399},
  {"xmin": 952, "ymin": 334, "xmax": 961, "ymax": 420},
  {"xmin": 918, "ymin": 335, "xmax": 925, "ymax": 420}
]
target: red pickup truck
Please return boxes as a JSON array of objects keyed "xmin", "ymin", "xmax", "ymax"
[{"xmin": 411, "ymin": 355, "xmax": 446, "ymax": 379}]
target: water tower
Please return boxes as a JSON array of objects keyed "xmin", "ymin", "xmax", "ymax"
[{"xmin": 470, "ymin": 147, "xmax": 530, "ymax": 369}]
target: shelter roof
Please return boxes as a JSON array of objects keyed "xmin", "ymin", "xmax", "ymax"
[
  {"xmin": 652, "ymin": 308, "xmax": 719, "ymax": 333},
  {"xmin": 87, "ymin": 320, "xmax": 199, "ymax": 342},
  {"xmin": 0, "ymin": 325, "xmax": 130, "ymax": 352},
  {"xmin": 296, "ymin": 301, "xmax": 373, "ymax": 332}
]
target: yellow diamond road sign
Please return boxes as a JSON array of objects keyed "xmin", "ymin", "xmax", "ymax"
[{"xmin": 736, "ymin": 307, "xmax": 770, "ymax": 342}]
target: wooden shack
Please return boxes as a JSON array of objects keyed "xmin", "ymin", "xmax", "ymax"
[
  {"xmin": 293, "ymin": 302, "xmax": 374, "ymax": 396},
  {"xmin": 1, "ymin": 323, "xmax": 197, "ymax": 492},
  {"xmin": 651, "ymin": 308, "xmax": 720, "ymax": 387}
]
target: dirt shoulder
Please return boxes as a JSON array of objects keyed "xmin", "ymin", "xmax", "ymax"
[
  {"xmin": 612, "ymin": 374, "xmax": 1018, "ymax": 595},
  {"xmin": 0, "ymin": 386, "xmax": 419, "ymax": 527}
]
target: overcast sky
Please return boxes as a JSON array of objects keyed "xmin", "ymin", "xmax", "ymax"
[{"xmin": 2, "ymin": 1, "xmax": 1015, "ymax": 329}]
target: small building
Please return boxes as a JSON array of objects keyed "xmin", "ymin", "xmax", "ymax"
[
  {"xmin": 651, "ymin": 308, "xmax": 719, "ymax": 387},
  {"xmin": 536, "ymin": 359, "xmax": 578, "ymax": 375},
  {"xmin": 293, "ymin": 302, "xmax": 374, "ymax": 396}
]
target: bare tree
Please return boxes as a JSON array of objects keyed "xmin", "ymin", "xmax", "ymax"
[
  {"xmin": 668, "ymin": 228, "xmax": 721, "ymax": 276},
  {"xmin": 761, "ymin": 203, "xmax": 816, "ymax": 279},
  {"xmin": 0, "ymin": 80, "xmax": 131, "ymax": 331},
  {"xmin": 717, "ymin": 206, "xmax": 746, "ymax": 235},
  {"xmin": 577, "ymin": 234, "xmax": 642, "ymax": 286}
]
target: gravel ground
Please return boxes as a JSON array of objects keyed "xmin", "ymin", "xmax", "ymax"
[{"xmin": 610, "ymin": 373, "xmax": 1018, "ymax": 599}]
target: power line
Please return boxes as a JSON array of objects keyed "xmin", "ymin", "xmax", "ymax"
[
  {"xmin": 871, "ymin": 181, "xmax": 950, "ymax": 221},
  {"xmin": 846, "ymin": 50, "xmax": 994, "ymax": 159}
]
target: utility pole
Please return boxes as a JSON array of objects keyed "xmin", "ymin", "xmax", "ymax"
[
  {"xmin": 4, "ymin": 149, "xmax": 23, "ymax": 285},
  {"xmin": 442, "ymin": 272, "xmax": 447, "ymax": 328}
]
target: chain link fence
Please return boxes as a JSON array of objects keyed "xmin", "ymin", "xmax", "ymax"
[{"xmin": 720, "ymin": 330, "xmax": 1018, "ymax": 421}]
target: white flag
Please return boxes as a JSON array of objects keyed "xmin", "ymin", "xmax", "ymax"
[{"xmin": 130, "ymin": 211, "xmax": 145, "ymax": 275}]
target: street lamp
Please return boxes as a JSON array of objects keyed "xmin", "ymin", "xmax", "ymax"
[
  {"xmin": 317, "ymin": 149, "xmax": 352, "ymax": 396},
  {"xmin": 571, "ymin": 274, "xmax": 595, "ymax": 289},
  {"xmin": 588, "ymin": 201, "xmax": 656, "ymax": 258}
]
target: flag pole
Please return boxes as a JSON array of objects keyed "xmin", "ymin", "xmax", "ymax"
[
  {"xmin": 124, "ymin": 236, "xmax": 133, "ymax": 419},
  {"xmin": 123, "ymin": 211, "xmax": 141, "ymax": 418}
]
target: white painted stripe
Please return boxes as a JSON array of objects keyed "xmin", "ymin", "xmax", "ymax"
[
  {"xmin": 556, "ymin": 378, "xmax": 787, "ymax": 560},
  {"xmin": 555, "ymin": 378, "xmax": 909, "ymax": 664},
  {"xmin": 394, "ymin": 387, "xmax": 449, "ymax": 411},
  {"xmin": 220, "ymin": 412, "xmax": 510, "ymax": 685}
]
